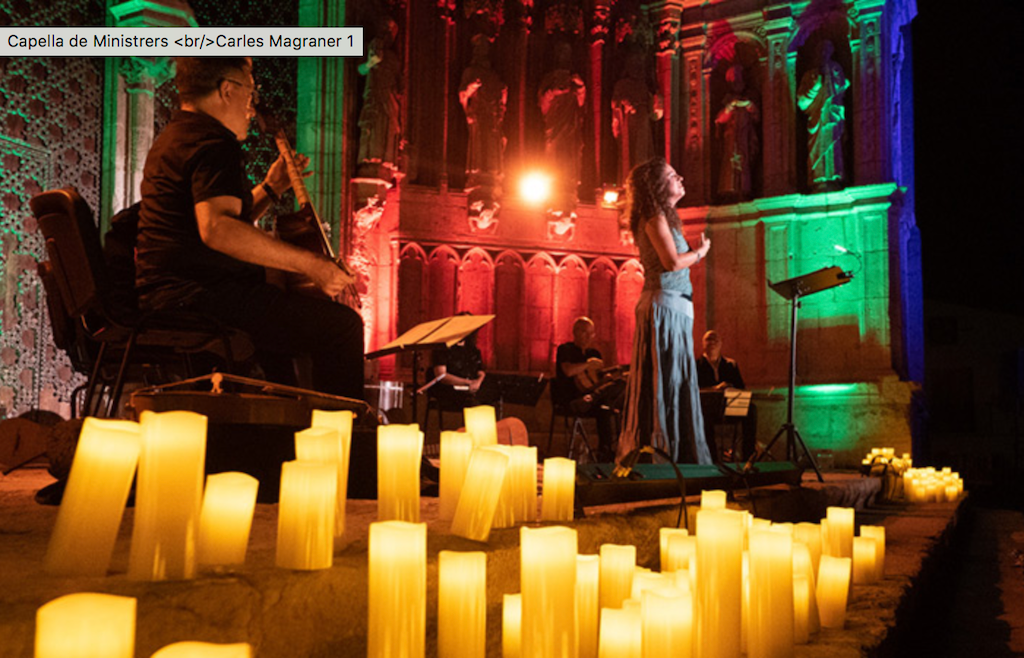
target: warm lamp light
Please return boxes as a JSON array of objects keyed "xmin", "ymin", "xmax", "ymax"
[
  {"xmin": 503, "ymin": 593, "xmax": 522, "ymax": 658},
  {"xmin": 295, "ymin": 425, "xmax": 345, "ymax": 538},
  {"xmin": 695, "ymin": 509, "xmax": 744, "ymax": 658},
  {"xmin": 599, "ymin": 543, "xmax": 636, "ymax": 610},
  {"xmin": 450, "ymin": 446, "xmax": 509, "ymax": 542},
  {"xmin": 577, "ymin": 555, "xmax": 600, "ymax": 658},
  {"xmin": 197, "ymin": 471, "xmax": 259, "ymax": 567},
  {"xmin": 600, "ymin": 186, "xmax": 621, "ymax": 208},
  {"xmin": 377, "ymin": 424, "xmax": 423, "ymax": 522},
  {"xmin": 35, "ymin": 592, "xmax": 136, "ymax": 658},
  {"xmin": 309, "ymin": 409, "xmax": 354, "ymax": 537},
  {"xmin": 44, "ymin": 417, "xmax": 140, "ymax": 577},
  {"xmin": 150, "ymin": 642, "xmax": 252, "ymax": 657},
  {"xmin": 520, "ymin": 526, "xmax": 578, "ymax": 657},
  {"xmin": 540, "ymin": 457, "xmax": 575, "ymax": 521},
  {"xmin": 463, "ymin": 405, "xmax": 498, "ymax": 447},
  {"xmin": 519, "ymin": 171, "xmax": 552, "ymax": 205},
  {"xmin": 439, "ymin": 431, "xmax": 474, "ymax": 521},
  {"xmin": 817, "ymin": 555, "xmax": 852, "ymax": 629}
]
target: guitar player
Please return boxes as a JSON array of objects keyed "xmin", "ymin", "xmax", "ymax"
[
  {"xmin": 553, "ymin": 317, "xmax": 627, "ymax": 463},
  {"xmin": 136, "ymin": 57, "xmax": 365, "ymax": 400}
]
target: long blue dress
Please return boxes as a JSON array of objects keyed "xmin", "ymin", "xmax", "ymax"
[{"xmin": 617, "ymin": 214, "xmax": 712, "ymax": 464}]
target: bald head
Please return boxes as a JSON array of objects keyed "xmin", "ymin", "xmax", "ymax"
[
  {"xmin": 702, "ymin": 330, "xmax": 722, "ymax": 359},
  {"xmin": 573, "ymin": 317, "xmax": 596, "ymax": 349}
]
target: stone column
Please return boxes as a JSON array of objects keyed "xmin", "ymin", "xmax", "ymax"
[
  {"xmin": 508, "ymin": 1, "xmax": 533, "ymax": 169},
  {"xmin": 589, "ymin": 2, "xmax": 611, "ymax": 187},
  {"xmin": 102, "ymin": 0, "xmax": 194, "ymax": 231},
  {"xmin": 297, "ymin": 0, "xmax": 347, "ymax": 254},
  {"xmin": 761, "ymin": 4, "xmax": 796, "ymax": 197},
  {"xmin": 680, "ymin": 25, "xmax": 710, "ymax": 205},
  {"xmin": 649, "ymin": 0, "xmax": 683, "ymax": 168},
  {"xmin": 853, "ymin": 0, "xmax": 887, "ymax": 185}
]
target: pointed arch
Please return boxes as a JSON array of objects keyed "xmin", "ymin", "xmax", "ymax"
[
  {"xmin": 458, "ymin": 248, "xmax": 496, "ymax": 364},
  {"xmin": 616, "ymin": 259, "xmax": 645, "ymax": 365},
  {"xmin": 554, "ymin": 254, "xmax": 590, "ymax": 348},
  {"xmin": 525, "ymin": 253, "xmax": 557, "ymax": 373},
  {"xmin": 397, "ymin": 243, "xmax": 428, "ymax": 338},
  {"xmin": 426, "ymin": 245, "xmax": 460, "ymax": 322},
  {"xmin": 494, "ymin": 251, "xmax": 526, "ymax": 371},
  {"xmin": 588, "ymin": 257, "xmax": 619, "ymax": 365}
]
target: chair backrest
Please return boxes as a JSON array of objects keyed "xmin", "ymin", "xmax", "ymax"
[
  {"xmin": 30, "ymin": 188, "xmax": 113, "ymax": 324},
  {"xmin": 36, "ymin": 260, "xmax": 95, "ymax": 373}
]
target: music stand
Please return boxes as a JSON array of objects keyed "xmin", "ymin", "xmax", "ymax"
[
  {"xmin": 365, "ymin": 314, "xmax": 495, "ymax": 420},
  {"xmin": 745, "ymin": 266, "xmax": 852, "ymax": 482}
]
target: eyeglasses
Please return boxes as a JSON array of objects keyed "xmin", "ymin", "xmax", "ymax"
[{"xmin": 220, "ymin": 78, "xmax": 260, "ymax": 106}]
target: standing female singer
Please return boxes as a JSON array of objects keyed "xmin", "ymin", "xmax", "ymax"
[{"xmin": 616, "ymin": 158, "xmax": 712, "ymax": 464}]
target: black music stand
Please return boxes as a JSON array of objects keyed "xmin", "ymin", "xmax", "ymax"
[
  {"xmin": 745, "ymin": 266, "xmax": 852, "ymax": 482},
  {"xmin": 365, "ymin": 314, "xmax": 495, "ymax": 420}
]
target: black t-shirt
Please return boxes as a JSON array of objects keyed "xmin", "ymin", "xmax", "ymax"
[
  {"xmin": 136, "ymin": 110, "xmax": 263, "ymax": 309},
  {"xmin": 696, "ymin": 355, "xmax": 745, "ymax": 390},
  {"xmin": 433, "ymin": 342, "xmax": 483, "ymax": 381},
  {"xmin": 553, "ymin": 342, "xmax": 602, "ymax": 405}
]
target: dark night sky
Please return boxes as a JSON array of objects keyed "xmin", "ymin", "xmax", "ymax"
[{"xmin": 914, "ymin": 0, "xmax": 1024, "ymax": 318}]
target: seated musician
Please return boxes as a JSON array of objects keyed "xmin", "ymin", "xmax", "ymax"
[
  {"xmin": 553, "ymin": 317, "xmax": 626, "ymax": 463},
  {"xmin": 696, "ymin": 330, "xmax": 757, "ymax": 460},
  {"xmin": 429, "ymin": 322, "xmax": 495, "ymax": 411},
  {"xmin": 135, "ymin": 57, "xmax": 364, "ymax": 400}
]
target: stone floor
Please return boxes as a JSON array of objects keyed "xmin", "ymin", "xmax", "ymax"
[{"xmin": 0, "ymin": 465, "xmax": 1006, "ymax": 658}]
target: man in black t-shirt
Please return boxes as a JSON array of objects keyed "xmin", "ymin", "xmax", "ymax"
[
  {"xmin": 429, "ymin": 329, "xmax": 493, "ymax": 411},
  {"xmin": 136, "ymin": 57, "xmax": 364, "ymax": 400},
  {"xmin": 554, "ymin": 317, "xmax": 624, "ymax": 462}
]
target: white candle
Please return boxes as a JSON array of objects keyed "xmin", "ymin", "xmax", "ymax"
[
  {"xmin": 450, "ymin": 447, "xmax": 509, "ymax": 542},
  {"xmin": 464, "ymin": 405, "xmax": 498, "ymax": 447},
  {"xmin": 439, "ymin": 431, "xmax": 474, "ymax": 521},
  {"xmin": 748, "ymin": 529, "xmax": 794, "ymax": 658},
  {"xmin": 599, "ymin": 543, "xmax": 636, "ymax": 610},
  {"xmin": 368, "ymin": 521, "xmax": 427, "ymax": 658},
  {"xmin": 294, "ymin": 425, "xmax": 345, "ymax": 537},
  {"xmin": 503, "ymin": 593, "xmax": 522, "ymax": 658},
  {"xmin": 150, "ymin": 642, "xmax": 251, "ymax": 657},
  {"xmin": 577, "ymin": 555, "xmax": 600, "ymax": 658},
  {"xmin": 852, "ymin": 536, "xmax": 878, "ymax": 585},
  {"xmin": 859, "ymin": 525, "xmax": 886, "ymax": 580},
  {"xmin": 665, "ymin": 534, "xmax": 696, "ymax": 573},
  {"xmin": 128, "ymin": 410, "xmax": 207, "ymax": 581},
  {"xmin": 35, "ymin": 592, "xmax": 136, "ymax": 658},
  {"xmin": 631, "ymin": 571, "xmax": 671, "ymax": 601},
  {"xmin": 701, "ymin": 490, "xmax": 727, "ymax": 510},
  {"xmin": 376, "ymin": 424, "xmax": 423, "ymax": 522},
  {"xmin": 540, "ymin": 457, "xmax": 576, "ymax": 522},
  {"xmin": 521, "ymin": 526, "xmax": 578, "ymax": 658},
  {"xmin": 438, "ymin": 551, "xmax": 486, "ymax": 658},
  {"xmin": 44, "ymin": 418, "xmax": 140, "ymax": 577},
  {"xmin": 695, "ymin": 509, "xmax": 744, "ymax": 658},
  {"xmin": 598, "ymin": 605, "xmax": 641, "ymax": 658},
  {"xmin": 510, "ymin": 445, "xmax": 538, "ymax": 523},
  {"xmin": 486, "ymin": 445, "xmax": 516, "ymax": 528},
  {"xmin": 642, "ymin": 588, "xmax": 692, "ymax": 658},
  {"xmin": 197, "ymin": 472, "xmax": 259, "ymax": 567},
  {"xmin": 276, "ymin": 460, "xmax": 336, "ymax": 570},
  {"xmin": 659, "ymin": 528, "xmax": 688, "ymax": 571},
  {"xmin": 309, "ymin": 409, "xmax": 354, "ymax": 536},
  {"xmin": 792, "ymin": 542, "xmax": 820, "ymax": 635},
  {"xmin": 793, "ymin": 523, "xmax": 823, "ymax": 577},
  {"xmin": 816, "ymin": 555, "xmax": 852, "ymax": 629},
  {"xmin": 793, "ymin": 573, "xmax": 811, "ymax": 645},
  {"xmin": 825, "ymin": 507, "xmax": 854, "ymax": 558}
]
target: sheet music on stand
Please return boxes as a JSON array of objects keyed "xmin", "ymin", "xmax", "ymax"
[
  {"xmin": 723, "ymin": 388, "xmax": 752, "ymax": 418},
  {"xmin": 368, "ymin": 314, "xmax": 495, "ymax": 358}
]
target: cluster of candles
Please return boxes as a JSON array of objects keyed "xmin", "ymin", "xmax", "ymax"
[
  {"xmin": 860, "ymin": 447, "xmax": 910, "ymax": 468},
  {"xmin": 903, "ymin": 467, "xmax": 963, "ymax": 503},
  {"xmin": 39, "ymin": 407, "xmax": 892, "ymax": 657}
]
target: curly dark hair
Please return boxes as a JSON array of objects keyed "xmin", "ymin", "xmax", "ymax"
[
  {"xmin": 624, "ymin": 157, "xmax": 681, "ymax": 237},
  {"xmin": 174, "ymin": 57, "xmax": 251, "ymax": 105}
]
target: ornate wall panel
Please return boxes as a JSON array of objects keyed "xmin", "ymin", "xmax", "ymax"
[
  {"xmin": 493, "ymin": 251, "xmax": 526, "ymax": 372},
  {"xmin": 426, "ymin": 246, "xmax": 460, "ymax": 324},
  {"xmin": 553, "ymin": 255, "xmax": 589, "ymax": 348},
  {"xmin": 524, "ymin": 254, "xmax": 556, "ymax": 373},
  {"xmin": 615, "ymin": 259, "xmax": 644, "ymax": 366},
  {"xmin": 588, "ymin": 257, "xmax": 618, "ymax": 365},
  {"xmin": 458, "ymin": 248, "xmax": 495, "ymax": 363}
]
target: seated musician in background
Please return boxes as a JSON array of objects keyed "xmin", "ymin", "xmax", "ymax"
[
  {"xmin": 429, "ymin": 322, "xmax": 494, "ymax": 410},
  {"xmin": 697, "ymin": 329, "xmax": 757, "ymax": 460},
  {"xmin": 553, "ymin": 317, "xmax": 626, "ymax": 463},
  {"xmin": 135, "ymin": 57, "xmax": 364, "ymax": 400}
]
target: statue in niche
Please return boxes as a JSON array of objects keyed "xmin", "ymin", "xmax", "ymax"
[
  {"xmin": 611, "ymin": 51, "xmax": 663, "ymax": 186},
  {"xmin": 714, "ymin": 65, "xmax": 760, "ymax": 200},
  {"xmin": 797, "ymin": 40, "xmax": 849, "ymax": 192},
  {"xmin": 357, "ymin": 18, "xmax": 402, "ymax": 176},
  {"xmin": 538, "ymin": 42, "xmax": 586, "ymax": 209},
  {"xmin": 460, "ymin": 34, "xmax": 508, "ymax": 191}
]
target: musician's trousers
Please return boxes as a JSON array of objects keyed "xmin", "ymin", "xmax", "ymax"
[{"xmin": 184, "ymin": 280, "xmax": 365, "ymax": 400}]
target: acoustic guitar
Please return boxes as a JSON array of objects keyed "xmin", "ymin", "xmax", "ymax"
[{"xmin": 574, "ymin": 360, "xmax": 630, "ymax": 394}]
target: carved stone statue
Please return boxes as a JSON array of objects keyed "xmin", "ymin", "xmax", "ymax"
[
  {"xmin": 357, "ymin": 18, "xmax": 402, "ymax": 173},
  {"xmin": 612, "ymin": 51, "xmax": 663, "ymax": 186},
  {"xmin": 714, "ymin": 65, "xmax": 760, "ymax": 200},
  {"xmin": 797, "ymin": 40, "xmax": 849, "ymax": 191},
  {"xmin": 538, "ymin": 42, "xmax": 586, "ymax": 206},
  {"xmin": 459, "ymin": 34, "xmax": 507, "ymax": 190}
]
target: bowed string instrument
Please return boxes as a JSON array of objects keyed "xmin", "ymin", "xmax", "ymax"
[{"xmin": 257, "ymin": 113, "xmax": 362, "ymax": 311}]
